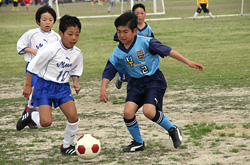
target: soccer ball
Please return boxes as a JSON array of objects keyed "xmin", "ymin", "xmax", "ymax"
[{"xmin": 75, "ymin": 134, "xmax": 101, "ymax": 160}]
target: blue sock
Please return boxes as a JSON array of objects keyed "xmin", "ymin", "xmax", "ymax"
[
  {"xmin": 124, "ymin": 117, "xmax": 143, "ymax": 144},
  {"xmin": 151, "ymin": 110, "xmax": 176, "ymax": 131}
]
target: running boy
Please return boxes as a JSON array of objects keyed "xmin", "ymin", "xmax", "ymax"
[
  {"xmin": 100, "ymin": 11, "xmax": 204, "ymax": 152},
  {"xmin": 16, "ymin": 15, "xmax": 83, "ymax": 156},
  {"xmin": 115, "ymin": 3, "xmax": 154, "ymax": 89},
  {"xmin": 17, "ymin": 4, "xmax": 60, "ymax": 129}
]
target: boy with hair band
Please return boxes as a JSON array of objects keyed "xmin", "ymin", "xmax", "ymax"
[
  {"xmin": 115, "ymin": 3, "xmax": 154, "ymax": 89},
  {"xmin": 17, "ymin": 4, "xmax": 60, "ymax": 129},
  {"xmin": 100, "ymin": 11, "xmax": 204, "ymax": 152},
  {"xmin": 16, "ymin": 15, "xmax": 83, "ymax": 156}
]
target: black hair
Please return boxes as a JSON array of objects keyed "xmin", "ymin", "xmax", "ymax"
[
  {"xmin": 114, "ymin": 11, "xmax": 137, "ymax": 32},
  {"xmin": 59, "ymin": 15, "xmax": 82, "ymax": 33},
  {"xmin": 35, "ymin": 4, "xmax": 57, "ymax": 24},
  {"xmin": 132, "ymin": 3, "xmax": 146, "ymax": 12}
]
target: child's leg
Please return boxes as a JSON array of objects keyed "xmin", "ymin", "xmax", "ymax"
[
  {"xmin": 123, "ymin": 102, "xmax": 143, "ymax": 144},
  {"xmin": 208, "ymin": 12, "xmax": 214, "ymax": 18},
  {"xmin": 143, "ymin": 104, "xmax": 175, "ymax": 131},
  {"xmin": 59, "ymin": 100, "xmax": 79, "ymax": 148},
  {"xmin": 31, "ymin": 104, "xmax": 52, "ymax": 128}
]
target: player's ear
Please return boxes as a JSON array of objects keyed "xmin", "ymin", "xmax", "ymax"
[
  {"xmin": 133, "ymin": 28, "xmax": 137, "ymax": 35},
  {"xmin": 59, "ymin": 30, "xmax": 63, "ymax": 37},
  {"xmin": 36, "ymin": 20, "xmax": 40, "ymax": 26}
]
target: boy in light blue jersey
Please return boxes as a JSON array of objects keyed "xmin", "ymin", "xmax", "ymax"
[
  {"xmin": 114, "ymin": 3, "xmax": 154, "ymax": 89},
  {"xmin": 100, "ymin": 11, "xmax": 204, "ymax": 152}
]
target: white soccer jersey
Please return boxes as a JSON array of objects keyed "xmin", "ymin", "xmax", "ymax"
[
  {"xmin": 17, "ymin": 28, "xmax": 60, "ymax": 62},
  {"xmin": 27, "ymin": 41, "xmax": 83, "ymax": 84}
]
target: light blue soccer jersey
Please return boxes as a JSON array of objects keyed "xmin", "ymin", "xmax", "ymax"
[
  {"xmin": 109, "ymin": 35, "xmax": 168, "ymax": 78},
  {"xmin": 137, "ymin": 23, "xmax": 154, "ymax": 38}
]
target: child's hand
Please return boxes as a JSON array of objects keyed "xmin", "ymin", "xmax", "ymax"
[
  {"xmin": 74, "ymin": 83, "xmax": 81, "ymax": 94},
  {"xmin": 100, "ymin": 89, "xmax": 109, "ymax": 103},
  {"xmin": 23, "ymin": 85, "xmax": 32, "ymax": 100},
  {"xmin": 33, "ymin": 49, "xmax": 38, "ymax": 55},
  {"xmin": 188, "ymin": 62, "xmax": 204, "ymax": 71}
]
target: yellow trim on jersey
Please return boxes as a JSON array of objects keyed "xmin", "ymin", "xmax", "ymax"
[{"xmin": 197, "ymin": 0, "xmax": 209, "ymax": 7}]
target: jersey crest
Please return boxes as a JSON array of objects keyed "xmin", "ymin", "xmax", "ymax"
[{"xmin": 136, "ymin": 50, "xmax": 145, "ymax": 60}]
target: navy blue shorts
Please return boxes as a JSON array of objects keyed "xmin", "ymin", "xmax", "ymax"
[
  {"xmin": 126, "ymin": 69, "xmax": 167, "ymax": 111},
  {"xmin": 31, "ymin": 78, "xmax": 74, "ymax": 108},
  {"xmin": 197, "ymin": 4, "xmax": 210, "ymax": 13}
]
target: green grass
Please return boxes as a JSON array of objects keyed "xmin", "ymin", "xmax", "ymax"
[{"xmin": 0, "ymin": 0, "xmax": 250, "ymax": 164}]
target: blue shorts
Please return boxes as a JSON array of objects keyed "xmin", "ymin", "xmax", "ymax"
[
  {"xmin": 31, "ymin": 78, "xmax": 74, "ymax": 108},
  {"xmin": 26, "ymin": 62, "xmax": 39, "ymax": 87},
  {"xmin": 126, "ymin": 69, "xmax": 167, "ymax": 111}
]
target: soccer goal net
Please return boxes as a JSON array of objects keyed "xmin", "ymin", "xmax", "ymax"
[
  {"xmin": 53, "ymin": 0, "xmax": 165, "ymax": 19},
  {"xmin": 53, "ymin": 0, "xmax": 249, "ymax": 20}
]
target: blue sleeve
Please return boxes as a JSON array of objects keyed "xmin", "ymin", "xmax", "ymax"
[
  {"xmin": 148, "ymin": 38, "xmax": 172, "ymax": 58},
  {"xmin": 102, "ymin": 60, "xmax": 118, "ymax": 80}
]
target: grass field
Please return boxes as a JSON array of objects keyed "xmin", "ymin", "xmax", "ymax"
[{"xmin": 0, "ymin": 0, "xmax": 250, "ymax": 164}]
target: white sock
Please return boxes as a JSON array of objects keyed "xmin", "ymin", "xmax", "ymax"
[
  {"xmin": 31, "ymin": 111, "xmax": 42, "ymax": 128},
  {"xmin": 63, "ymin": 119, "xmax": 80, "ymax": 148},
  {"xmin": 27, "ymin": 94, "xmax": 34, "ymax": 109},
  {"xmin": 194, "ymin": 12, "xmax": 198, "ymax": 18},
  {"xmin": 208, "ymin": 12, "xmax": 213, "ymax": 18}
]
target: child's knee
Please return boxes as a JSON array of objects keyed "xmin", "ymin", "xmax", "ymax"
[
  {"xmin": 143, "ymin": 108, "xmax": 155, "ymax": 119},
  {"xmin": 40, "ymin": 119, "xmax": 52, "ymax": 127},
  {"xmin": 123, "ymin": 110, "xmax": 135, "ymax": 119},
  {"xmin": 67, "ymin": 116, "xmax": 79, "ymax": 123}
]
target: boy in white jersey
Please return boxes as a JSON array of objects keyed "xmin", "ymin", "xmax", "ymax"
[
  {"xmin": 100, "ymin": 11, "xmax": 204, "ymax": 152},
  {"xmin": 16, "ymin": 15, "xmax": 83, "ymax": 156},
  {"xmin": 17, "ymin": 4, "xmax": 60, "ymax": 129}
]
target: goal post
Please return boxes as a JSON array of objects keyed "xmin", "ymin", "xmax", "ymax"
[
  {"xmin": 54, "ymin": 0, "xmax": 166, "ymax": 19},
  {"xmin": 53, "ymin": 0, "xmax": 248, "ymax": 20}
]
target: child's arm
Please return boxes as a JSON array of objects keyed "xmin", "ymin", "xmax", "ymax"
[
  {"xmin": 100, "ymin": 78, "xmax": 110, "ymax": 103},
  {"xmin": 23, "ymin": 72, "xmax": 33, "ymax": 99},
  {"xmin": 169, "ymin": 50, "xmax": 204, "ymax": 71},
  {"xmin": 23, "ymin": 48, "xmax": 38, "ymax": 56},
  {"xmin": 72, "ymin": 76, "xmax": 81, "ymax": 94}
]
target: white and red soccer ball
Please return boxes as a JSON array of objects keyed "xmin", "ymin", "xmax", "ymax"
[{"xmin": 75, "ymin": 134, "xmax": 101, "ymax": 160}]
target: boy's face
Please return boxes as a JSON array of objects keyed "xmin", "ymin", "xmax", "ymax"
[
  {"xmin": 134, "ymin": 7, "xmax": 146, "ymax": 24},
  {"xmin": 59, "ymin": 26, "xmax": 80, "ymax": 49},
  {"xmin": 117, "ymin": 25, "xmax": 137, "ymax": 48},
  {"xmin": 38, "ymin": 12, "xmax": 54, "ymax": 32}
]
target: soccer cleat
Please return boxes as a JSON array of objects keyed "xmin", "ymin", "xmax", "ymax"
[
  {"xmin": 123, "ymin": 140, "xmax": 145, "ymax": 152},
  {"xmin": 22, "ymin": 105, "xmax": 38, "ymax": 129},
  {"xmin": 115, "ymin": 76, "xmax": 122, "ymax": 89},
  {"xmin": 16, "ymin": 108, "xmax": 38, "ymax": 131},
  {"xmin": 168, "ymin": 126, "xmax": 182, "ymax": 149},
  {"xmin": 22, "ymin": 104, "xmax": 30, "ymax": 115},
  {"xmin": 60, "ymin": 145, "xmax": 77, "ymax": 156}
]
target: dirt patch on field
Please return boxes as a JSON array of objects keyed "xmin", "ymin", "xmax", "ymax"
[{"xmin": 1, "ymin": 80, "xmax": 250, "ymax": 164}]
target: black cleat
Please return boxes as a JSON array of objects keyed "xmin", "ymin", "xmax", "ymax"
[
  {"xmin": 22, "ymin": 104, "xmax": 38, "ymax": 129},
  {"xmin": 169, "ymin": 126, "xmax": 182, "ymax": 148},
  {"xmin": 123, "ymin": 140, "xmax": 145, "ymax": 152},
  {"xmin": 115, "ymin": 76, "xmax": 123, "ymax": 89},
  {"xmin": 16, "ymin": 108, "xmax": 37, "ymax": 131},
  {"xmin": 60, "ymin": 145, "xmax": 77, "ymax": 156}
]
